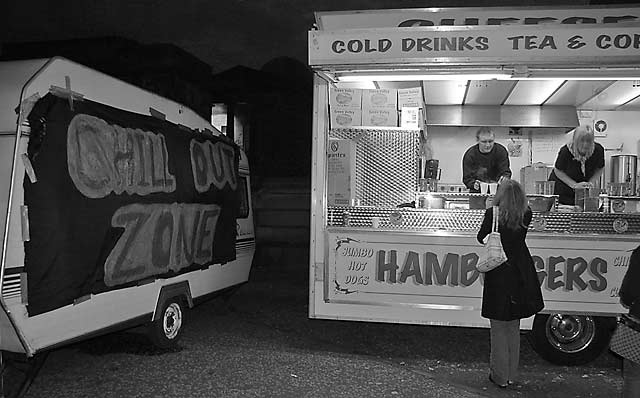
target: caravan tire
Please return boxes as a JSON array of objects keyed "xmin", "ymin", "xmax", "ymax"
[
  {"xmin": 529, "ymin": 313, "xmax": 615, "ymax": 366},
  {"xmin": 148, "ymin": 297, "xmax": 185, "ymax": 349}
]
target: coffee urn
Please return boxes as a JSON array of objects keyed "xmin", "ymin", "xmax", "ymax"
[{"xmin": 610, "ymin": 154, "xmax": 638, "ymax": 196}]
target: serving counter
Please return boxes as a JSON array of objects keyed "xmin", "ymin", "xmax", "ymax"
[{"xmin": 328, "ymin": 195, "xmax": 640, "ymax": 235}]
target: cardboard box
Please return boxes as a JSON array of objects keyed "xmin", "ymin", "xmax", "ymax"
[
  {"xmin": 520, "ymin": 163, "xmax": 553, "ymax": 195},
  {"xmin": 327, "ymin": 139, "xmax": 356, "ymax": 206},
  {"xmin": 330, "ymin": 108, "xmax": 362, "ymax": 128},
  {"xmin": 362, "ymin": 89, "xmax": 397, "ymax": 108},
  {"xmin": 329, "ymin": 88, "xmax": 362, "ymax": 108},
  {"xmin": 362, "ymin": 108, "xmax": 398, "ymax": 127},
  {"xmin": 398, "ymin": 87, "xmax": 423, "ymax": 109}
]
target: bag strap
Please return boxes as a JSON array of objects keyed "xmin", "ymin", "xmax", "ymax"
[{"xmin": 492, "ymin": 206, "xmax": 499, "ymax": 233}]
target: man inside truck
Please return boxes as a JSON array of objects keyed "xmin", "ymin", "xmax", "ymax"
[{"xmin": 462, "ymin": 127, "xmax": 512, "ymax": 208}]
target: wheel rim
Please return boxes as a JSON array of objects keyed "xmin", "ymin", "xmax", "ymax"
[
  {"xmin": 163, "ymin": 303, "xmax": 183, "ymax": 340},
  {"xmin": 545, "ymin": 314, "xmax": 596, "ymax": 353}
]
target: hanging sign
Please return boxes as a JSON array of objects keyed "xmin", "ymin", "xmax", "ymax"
[
  {"xmin": 327, "ymin": 232, "xmax": 627, "ymax": 307},
  {"xmin": 309, "ymin": 24, "xmax": 640, "ymax": 66},
  {"xmin": 24, "ymin": 94, "xmax": 240, "ymax": 316},
  {"xmin": 316, "ymin": 7, "xmax": 640, "ymax": 30}
]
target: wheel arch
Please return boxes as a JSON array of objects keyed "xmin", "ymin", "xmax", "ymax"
[{"xmin": 152, "ymin": 281, "xmax": 193, "ymax": 322}]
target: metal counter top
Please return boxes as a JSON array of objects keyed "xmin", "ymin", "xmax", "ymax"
[{"xmin": 328, "ymin": 206, "xmax": 640, "ymax": 235}]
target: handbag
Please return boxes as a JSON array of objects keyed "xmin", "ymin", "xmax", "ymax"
[
  {"xmin": 610, "ymin": 313, "xmax": 640, "ymax": 364},
  {"xmin": 476, "ymin": 206, "xmax": 507, "ymax": 273}
]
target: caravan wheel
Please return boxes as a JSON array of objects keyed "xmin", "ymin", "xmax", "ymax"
[
  {"xmin": 529, "ymin": 314, "xmax": 615, "ymax": 365},
  {"xmin": 148, "ymin": 297, "xmax": 185, "ymax": 349}
]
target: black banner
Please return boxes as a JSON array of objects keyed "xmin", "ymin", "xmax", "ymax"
[{"xmin": 24, "ymin": 94, "xmax": 239, "ymax": 316}]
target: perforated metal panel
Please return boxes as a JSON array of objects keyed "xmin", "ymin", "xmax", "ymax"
[
  {"xmin": 327, "ymin": 206, "xmax": 640, "ymax": 235},
  {"xmin": 330, "ymin": 128, "xmax": 419, "ymax": 207}
]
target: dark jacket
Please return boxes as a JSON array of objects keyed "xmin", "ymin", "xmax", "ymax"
[
  {"xmin": 477, "ymin": 206, "xmax": 544, "ymax": 321},
  {"xmin": 462, "ymin": 143, "xmax": 512, "ymax": 192},
  {"xmin": 620, "ymin": 245, "xmax": 640, "ymax": 318}
]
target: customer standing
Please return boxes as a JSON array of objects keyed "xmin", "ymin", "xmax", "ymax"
[
  {"xmin": 548, "ymin": 125, "xmax": 604, "ymax": 205},
  {"xmin": 618, "ymin": 244, "xmax": 640, "ymax": 397},
  {"xmin": 477, "ymin": 179, "xmax": 544, "ymax": 388}
]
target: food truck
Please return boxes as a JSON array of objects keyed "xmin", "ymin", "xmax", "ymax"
[
  {"xmin": 0, "ymin": 57, "xmax": 255, "ymax": 367},
  {"xmin": 308, "ymin": 6, "xmax": 640, "ymax": 365}
]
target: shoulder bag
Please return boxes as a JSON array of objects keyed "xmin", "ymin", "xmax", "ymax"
[
  {"xmin": 610, "ymin": 312, "xmax": 640, "ymax": 364},
  {"xmin": 476, "ymin": 206, "xmax": 507, "ymax": 273}
]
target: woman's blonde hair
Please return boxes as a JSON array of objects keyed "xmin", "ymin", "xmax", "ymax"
[
  {"xmin": 568, "ymin": 124, "xmax": 595, "ymax": 159},
  {"xmin": 493, "ymin": 179, "xmax": 528, "ymax": 230}
]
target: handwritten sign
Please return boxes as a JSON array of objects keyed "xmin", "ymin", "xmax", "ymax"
[
  {"xmin": 24, "ymin": 94, "xmax": 240, "ymax": 315},
  {"xmin": 67, "ymin": 114, "xmax": 176, "ymax": 198},
  {"xmin": 104, "ymin": 203, "xmax": 220, "ymax": 286}
]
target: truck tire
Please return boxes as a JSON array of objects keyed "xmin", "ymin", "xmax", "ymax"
[
  {"xmin": 147, "ymin": 297, "xmax": 186, "ymax": 349},
  {"xmin": 529, "ymin": 313, "xmax": 616, "ymax": 365}
]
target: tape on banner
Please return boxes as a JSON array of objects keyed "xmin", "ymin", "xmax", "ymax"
[
  {"xmin": 18, "ymin": 93, "xmax": 41, "ymax": 127},
  {"xmin": 49, "ymin": 76, "xmax": 84, "ymax": 110},
  {"xmin": 65, "ymin": 76, "xmax": 74, "ymax": 111},
  {"xmin": 149, "ymin": 107, "xmax": 166, "ymax": 120},
  {"xmin": 20, "ymin": 205, "xmax": 29, "ymax": 242},
  {"xmin": 21, "ymin": 154, "xmax": 37, "ymax": 183}
]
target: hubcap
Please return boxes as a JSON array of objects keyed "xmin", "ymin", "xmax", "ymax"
[
  {"xmin": 163, "ymin": 303, "xmax": 183, "ymax": 339},
  {"xmin": 545, "ymin": 314, "xmax": 595, "ymax": 353}
]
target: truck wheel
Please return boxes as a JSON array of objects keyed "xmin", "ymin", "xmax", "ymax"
[
  {"xmin": 148, "ymin": 297, "xmax": 185, "ymax": 349},
  {"xmin": 530, "ymin": 313, "xmax": 615, "ymax": 365}
]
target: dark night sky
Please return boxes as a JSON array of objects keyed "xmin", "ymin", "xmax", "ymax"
[{"xmin": 2, "ymin": 0, "xmax": 639, "ymax": 72}]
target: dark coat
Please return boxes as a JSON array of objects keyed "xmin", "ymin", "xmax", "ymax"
[
  {"xmin": 477, "ymin": 206, "xmax": 544, "ymax": 321},
  {"xmin": 620, "ymin": 245, "xmax": 640, "ymax": 318}
]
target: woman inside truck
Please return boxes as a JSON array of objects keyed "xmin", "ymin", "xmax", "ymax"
[
  {"xmin": 548, "ymin": 125, "xmax": 605, "ymax": 206},
  {"xmin": 477, "ymin": 179, "xmax": 544, "ymax": 388}
]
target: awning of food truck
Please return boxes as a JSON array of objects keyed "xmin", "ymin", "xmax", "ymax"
[{"xmin": 309, "ymin": 6, "xmax": 640, "ymax": 124}]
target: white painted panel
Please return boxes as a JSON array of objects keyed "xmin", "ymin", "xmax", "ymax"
[
  {"xmin": 0, "ymin": 59, "xmax": 48, "ymax": 132},
  {"xmin": 580, "ymin": 81, "xmax": 640, "ymax": 110},
  {"xmin": 504, "ymin": 80, "xmax": 566, "ymax": 105},
  {"xmin": 0, "ymin": 135, "xmax": 16, "ymax": 270},
  {"xmin": 464, "ymin": 80, "xmax": 514, "ymax": 105},
  {"xmin": 423, "ymin": 80, "xmax": 467, "ymax": 105},
  {"xmin": 545, "ymin": 80, "xmax": 614, "ymax": 106},
  {"xmin": 19, "ymin": 57, "xmax": 215, "ymax": 132},
  {"xmin": 617, "ymin": 95, "xmax": 640, "ymax": 111}
]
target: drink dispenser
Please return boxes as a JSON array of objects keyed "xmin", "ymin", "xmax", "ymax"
[
  {"xmin": 419, "ymin": 157, "xmax": 441, "ymax": 192},
  {"xmin": 610, "ymin": 154, "xmax": 638, "ymax": 196}
]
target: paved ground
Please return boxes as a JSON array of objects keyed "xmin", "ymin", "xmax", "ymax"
[{"xmin": 4, "ymin": 264, "xmax": 623, "ymax": 397}]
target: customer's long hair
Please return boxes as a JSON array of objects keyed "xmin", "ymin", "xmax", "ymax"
[{"xmin": 493, "ymin": 179, "xmax": 528, "ymax": 230}]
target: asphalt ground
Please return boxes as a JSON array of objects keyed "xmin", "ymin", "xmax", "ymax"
[{"xmin": 3, "ymin": 264, "xmax": 624, "ymax": 397}]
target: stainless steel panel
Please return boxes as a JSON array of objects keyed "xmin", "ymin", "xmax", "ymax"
[
  {"xmin": 328, "ymin": 206, "xmax": 640, "ymax": 235},
  {"xmin": 610, "ymin": 154, "xmax": 638, "ymax": 194},
  {"xmin": 425, "ymin": 105, "xmax": 578, "ymax": 129}
]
